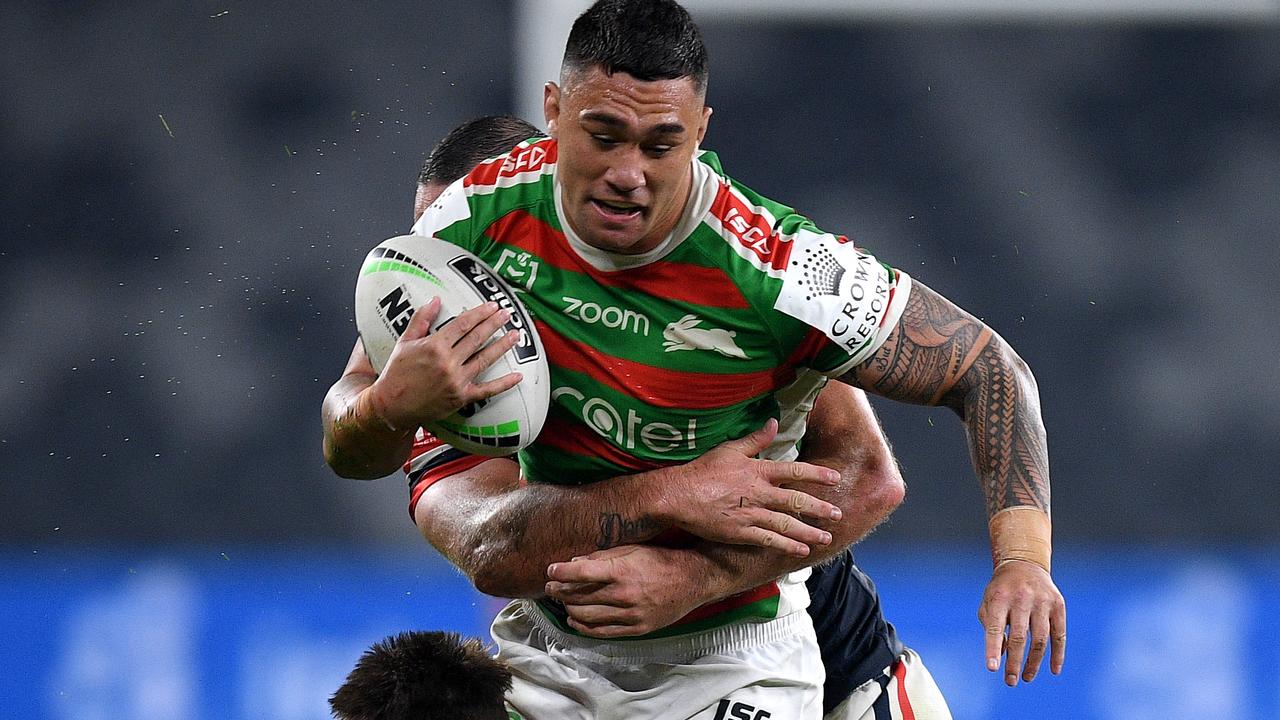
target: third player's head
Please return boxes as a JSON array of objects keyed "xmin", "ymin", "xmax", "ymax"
[
  {"xmin": 329, "ymin": 631, "xmax": 512, "ymax": 720},
  {"xmin": 544, "ymin": 0, "xmax": 712, "ymax": 256},
  {"xmin": 414, "ymin": 115, "xmax": 542, "ymax": 221}
]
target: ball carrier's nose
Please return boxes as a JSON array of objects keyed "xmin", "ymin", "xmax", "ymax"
[{"xmin": 602, "ymin": 145, "xmax": 646, "ymax": 197}]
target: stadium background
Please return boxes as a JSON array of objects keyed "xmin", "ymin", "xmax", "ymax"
[{"xmin": 1, "ymin": 1, "xmax": 1276, "ymax": 717}]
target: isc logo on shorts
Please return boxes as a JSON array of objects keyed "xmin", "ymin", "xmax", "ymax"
[{"xmin": 713, "ymin": 699, "xmax": 772, "ymax": 720}]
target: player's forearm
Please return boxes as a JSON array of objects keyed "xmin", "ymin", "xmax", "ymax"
[
  {"xmin": 848, "ymin": 281, "xmax": 1051, "ymax": 519},
  {"xmin": 420, "ymin": 468, "xmax": 675, "ymax": 598},
  {"xmin": 955, "ymin": 341, "xmax": 1050, "ymax": 519},
  {"xmin": 322, "ymin": 374, "xmax": 416, "ymax": 479}
]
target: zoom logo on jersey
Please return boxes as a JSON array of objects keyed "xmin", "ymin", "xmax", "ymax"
[
  {"xmin": 377, "ymin": 285, "xmax": 415, "ymax": 336},
  {"xmin": 713, "ymin": 699, "xmax": 771, "ymax": 720},
  {"xmin": 561, "ymin": 296, "xmax": 651, "ymax": 336},
  {"xmin": 552, "ymin": 387, "xmax": 697, "ymax": 453},
  {"xmin": 448, "ymin": 256, "xmax": 541, "ymax": 364}
]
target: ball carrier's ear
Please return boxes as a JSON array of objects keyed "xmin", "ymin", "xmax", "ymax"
[
  {"xmin": 695, "ymin": 104, "xmax": 712, "ymax": 148},
  {"xmin": 354, "ymin": 235, "xmax": 551, "ymax": 457},
  {"xmin": 543, "ymin": 81, "xmax": 563, "ymax": 138}
]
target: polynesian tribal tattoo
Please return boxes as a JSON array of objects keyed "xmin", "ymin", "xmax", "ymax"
[{"xmin": 855, "ymin": 282, "xmax": 1050, "ymax": 518}]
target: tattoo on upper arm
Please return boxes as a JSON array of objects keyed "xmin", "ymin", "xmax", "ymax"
[
  {"xmin": 854, "ymin": 282, "xmax": 1050, "ymax": 516},
  {"xmin": 858, "ymin": 284, "xmax": 991, "ymax": 407}
]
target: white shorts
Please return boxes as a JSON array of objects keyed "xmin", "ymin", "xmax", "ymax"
[
  {"xmin": 493, "ymin": 599, "xmax": 824, "ymax": 720},
  {"xmin": 823, "ymin": 648, "xmax": 952, "ymax": 720}
]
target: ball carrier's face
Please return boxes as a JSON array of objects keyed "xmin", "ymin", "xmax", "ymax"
[{"xmin": 544, "ymin": 65, "xmax": 712, "ymax": 255}]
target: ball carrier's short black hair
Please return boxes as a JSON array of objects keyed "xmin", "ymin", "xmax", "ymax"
[
  {"xmin": 329, "ymin": 631, "xmax": 513, "ymax": 720},
  {"xmin": 562, "ymin": 0, "xmax": 709, "ymax": 94},
  {"xmin": 417, "ymin": 115, "xmax": 542, "ymax": 186}
]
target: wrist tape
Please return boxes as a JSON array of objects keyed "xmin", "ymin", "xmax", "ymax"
[{"xmin": 988, "ymin": 506, "xmax": 1052, "ymax": 573}]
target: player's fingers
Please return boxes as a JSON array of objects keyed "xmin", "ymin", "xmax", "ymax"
[
  {"xmin": 463, "ymin": 330, "xmax": 520, "ymax": 377},
  {"xmin": 979, "ymin": 599, "xmax": 1009, "ymax": 674},
  {"xmin": 401, "ymin": 298, "xmax": 441, "ymax": 341},
  {"xmin": 770, "ymin": 460, "xmax": 841, "ymax": 488},
  {"xmin": 455, "ymin": 306, "xmax": 512, "ymax": 357},
  {"xmin": 544, "ymin": 580, "xmax": 616, "ymax": 604},
  {"xmin": 1003, "ymin": 606, "xmax": 1031, "ymax": 687},
  {"xmin": 738, "ymin": 525, "xmax": 811, "ymax": 558},
  {"xmin": 546, "ymin": 559, "xmax": 616, "ymax": 585},
  {"xmin": 434, "ymin": 302, "xmax": 500, "ymax": 345},
  {"xmin": 757, "ymin": 508, "xmax": 832, "ymax": 548},
  {"xmin": 563, "ymin": 603, "xmax": 635, "ymax": 627},
  {"xmin": 766, "ymin": 486, "xmax": 842, "ymax": 522},
  {"xmin": 1021, "ymin": 606, "xmax": 1052, "ymax": 682},
  {"xmin": 1050, "ymin": 598, "xmax": 1068, "ymax": 675},
  {"xmin": 719, "ymin": 418, "xmax": 778, "ymax": 456},
  {"xmin": 468, "ymin": 371, "xmax": 523, "ymax": 402}
]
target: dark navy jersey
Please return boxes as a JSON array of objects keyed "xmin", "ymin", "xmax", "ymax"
[{"xmin": 806, "ymin": 547, "xmax": 904, "ymax": 713}]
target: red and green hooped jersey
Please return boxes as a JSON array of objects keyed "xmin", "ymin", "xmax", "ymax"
[{"xmin": 409, "ymin": 137, "xmax": 911, "ymax": 637}]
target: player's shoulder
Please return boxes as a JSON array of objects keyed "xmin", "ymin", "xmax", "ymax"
[
  {"xmin": 695, "ymin": 150, "xmax": 851, "ymax": 286},
  {"xmin": 695, "ymin": 151, "xmax": 789, "ymax": 273},
  {"xmin": 413, "ymin": 137, "xmax": 557, "ymax": 240},
  {"xmin": 692, "ymin": 151, "xmax": 910, "ymax": 367},
  {"xmin": 462, "ymin": 136, "xmax": 558, "ymax": 194}
]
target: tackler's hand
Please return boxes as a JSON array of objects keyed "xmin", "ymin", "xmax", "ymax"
[
  {"xmin": 652, "ymin": 419, "xmax": 843, "ymax": 558},
  {"xmin": 546, "ymin": 545, "xmax": 713, "ymax": 638}
]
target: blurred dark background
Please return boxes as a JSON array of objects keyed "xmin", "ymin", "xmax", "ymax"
[
  {"xmin": 1, "ymin": 3, "xmax": 1277, "ymax": 717},
  {"xmin": 2, "ymin": 1, "xmax": 1274, "ymax": 546}
]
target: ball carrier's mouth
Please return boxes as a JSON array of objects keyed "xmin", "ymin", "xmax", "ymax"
[{"xmin": 592, "ymin": 198, "xmax": 644, "ymax": 220}]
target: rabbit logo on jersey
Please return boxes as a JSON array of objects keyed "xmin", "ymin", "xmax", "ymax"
[{"xmin": 774, "ymin": 229, "xmax": 894, "ymax": 362}]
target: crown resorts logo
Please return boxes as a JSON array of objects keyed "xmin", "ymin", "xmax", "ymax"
[{"xmin": 791, "ymin": 244, "xmax": 847, "ymax": 300}]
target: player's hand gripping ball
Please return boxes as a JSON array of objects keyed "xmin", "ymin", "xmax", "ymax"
[{"xmin": 354, "ymin": 235, "xmax": 549, "ymax": 456}]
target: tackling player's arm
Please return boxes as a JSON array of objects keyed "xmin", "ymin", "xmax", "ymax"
[
  {"xmin": 322, "ymin": 340, "xmax": 412, "ymax": 479},
  {"xmin": 321, "ymin": 298, "xmax": 521, "ymax": 479},
  {"xmin": 840, "ymin": 279, "xmax": 1064, "ymax": 687},
  {"xmin": 413, "ymin": 418, "xmax": 847, "ymax": 598},
  {"xmin": 544, "ymin": 381, "xmax": 905, "ymax": 634}
]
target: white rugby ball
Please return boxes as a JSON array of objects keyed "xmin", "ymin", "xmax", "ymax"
[{"xmin": 354, "ymin": 234, "xmax": 549, "ymax": 456}]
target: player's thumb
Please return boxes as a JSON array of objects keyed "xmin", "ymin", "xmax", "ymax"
[
  {"xmin": 723, "ymin": 418, "xmax": 778, "ymax": 457},
  {"xmin": 401, "ymin": 297, "xmax": 441, "ymax": 341}
]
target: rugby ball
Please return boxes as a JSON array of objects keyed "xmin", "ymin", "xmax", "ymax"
[{"xmin": 354, "ymin": 234, "xmax": 549, "ymax": 456}]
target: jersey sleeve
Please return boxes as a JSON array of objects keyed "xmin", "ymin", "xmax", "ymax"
[
  {"xmin": 410, "ymin": 176, "xmax": 477, "ymax": 247},
  {"xmin": 770, "ymin": 219, "xmax": 912, "ymax": 377},
  {"xmin": 410, "ymin": 137, "xmax": 555, "ymax": 253},
  {"xmin": 404, "ymin": 429, "xmax": 488, "ymax": 518}
]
